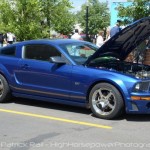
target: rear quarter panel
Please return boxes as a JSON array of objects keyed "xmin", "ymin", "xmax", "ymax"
[{"xmin": 0, "ymin": 44, "xmax": 23, "ymax": 86}]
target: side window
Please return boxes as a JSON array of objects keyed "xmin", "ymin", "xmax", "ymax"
[
  {"xmin": 23, "ymin": 44, "xmax": 61, "ymax": 61},
  {"xmin": 0, "ymin": 46, "xmax": 16, "ymax": 56}
]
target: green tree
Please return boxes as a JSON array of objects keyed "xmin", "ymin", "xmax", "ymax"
[
  {"xmin": 41, "ymin": 0, "xmax": 75, "ymax": 35},
  {"xmin": 76, "ymin": 0, "xmax": 110, "ymax": 35},
  {"xmin": 0, "ymin": 0, "xmax": 75, "ymax": 40},
  {"xmin": 0, "ymin": 0, "xmax": 44, "ymax": 41},
  {"xmin": 117, "ymin": 0, "xmax": 150, "ymax": 24}
]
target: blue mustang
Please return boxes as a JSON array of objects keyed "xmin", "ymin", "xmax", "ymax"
[{"xmin": 0, "ymin": 17, "xmax": 150, "ymax": 119}]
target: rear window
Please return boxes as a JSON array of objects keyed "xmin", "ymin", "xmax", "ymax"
[{"xmin": 0, "ymin": 46, "xmax": 16, "ymax": 56}]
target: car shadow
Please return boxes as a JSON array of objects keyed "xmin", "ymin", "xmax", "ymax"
[
  {"xmin": 124, "ymin": 114, "xmax": 150, "ymax": 122},
  {"xmin": 12, "ymin": 98, "xmax": 92, "ymax": 116},
  {"xmin": 91, "ymin": 113, "xmax": 150, "ymax": 122},
  {"xmin": 8, "ymin": 98, "xmax": 150, "ymax": 121}
]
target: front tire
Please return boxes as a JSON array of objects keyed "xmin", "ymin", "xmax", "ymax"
[
  {"xmin": 89, "ymin": 83, "xmax": 124, "ymax": 120},
  {"xmin": 0, "ymin": 74, "xmax": 11, "ymax": 103}
]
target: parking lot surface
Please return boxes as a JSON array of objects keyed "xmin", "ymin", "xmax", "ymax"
[{"xmin": 0, "ymin": 98, "xmax": 150, "ymax": 150}]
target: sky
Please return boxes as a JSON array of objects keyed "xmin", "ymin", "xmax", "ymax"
[
  {"xmin": 69, "ymin": 0, "xmax": 128, "ymax": 12},
  {"xmin": 69, "ymin": 0, "xmax": 129, "ymax": 27},
  {"xmin": 70, "ymin": 0, "xmax": 109, "ymax": 12}
]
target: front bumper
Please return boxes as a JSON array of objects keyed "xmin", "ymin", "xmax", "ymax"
[{"xmin": 126, "ymin": 95, "xmax": 150, "ymax": 114}]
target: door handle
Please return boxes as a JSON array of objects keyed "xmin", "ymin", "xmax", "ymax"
[{"xmin": 21, "ymin": 64, "xmax": 30, "ymax": 69}]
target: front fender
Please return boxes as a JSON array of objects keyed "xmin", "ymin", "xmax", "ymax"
[{"xmin": 86, "ymin": 73, "xmax": 138, "ymax": 105}]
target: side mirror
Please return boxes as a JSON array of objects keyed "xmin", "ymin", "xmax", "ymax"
[{"xmin": 49, "ymin": 56, "xmax": 66, "ymax": 64}]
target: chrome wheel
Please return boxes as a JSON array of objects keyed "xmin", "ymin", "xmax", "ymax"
[
  {"xmin": 92, "ymin": 88, "xmax": 116, "ymax": 116},
  {"xmin": 89, "ymin": 83, "xmax": 124, "ymax": 119}
]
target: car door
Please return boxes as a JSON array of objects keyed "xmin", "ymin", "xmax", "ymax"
[{"xmin": 18, "ymin": 44, "xmax": 72, "ymax": 100}]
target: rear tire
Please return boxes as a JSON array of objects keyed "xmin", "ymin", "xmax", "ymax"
[
  {"xmin": 89, "ymin": 83, "xmax": 124, "ymax": 120},
  {"xmin": 0, "ymin": 74, "xmax": 11, "ymax": 103}
]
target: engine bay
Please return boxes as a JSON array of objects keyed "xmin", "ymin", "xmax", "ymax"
[{"xmin": 88, "ymin": 57, "xmax": 150, "ymax": 79}]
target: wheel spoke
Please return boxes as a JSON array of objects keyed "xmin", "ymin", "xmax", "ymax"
[
  {"xmin": 97, "ymin": 89, "xmax": 103, "ymax": 97},
  {"xmin": 107, "ymin": 103, "xmax": 115, "ymax": 109},
  {"xmin": 92, "ymin": 99, "xmax": 98, "ymax": 105},
  {"xmin": 106, "ymin": 92, "xmax": 113, "ymax": 100}
]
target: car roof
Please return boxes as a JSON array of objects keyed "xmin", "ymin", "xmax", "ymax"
[{"xmin": 17, "ymin": 39, "xmax": 85, "ymax": 45}]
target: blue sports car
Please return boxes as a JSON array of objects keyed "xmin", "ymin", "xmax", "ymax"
[{"xmin": 0, "ymin": 17, "xmax": 150, "ymax": 119}]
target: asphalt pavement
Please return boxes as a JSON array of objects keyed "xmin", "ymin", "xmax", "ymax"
[{"xmin": 0, "ymin": 98, "xmax": 150, "ymax": 150}]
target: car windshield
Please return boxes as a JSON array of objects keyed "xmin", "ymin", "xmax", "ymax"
[{"xmin": 59, "ymin": 42, "xmax": 98, "ymax": 65}]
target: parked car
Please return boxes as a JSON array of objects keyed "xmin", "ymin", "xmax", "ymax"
[{"xmin": 0, "ymin": 17, "xmax": 150, "ymax": 119}]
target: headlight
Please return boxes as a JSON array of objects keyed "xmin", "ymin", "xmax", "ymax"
[
  {"xmin": 133, "ymin": 82, "xmax": 150, "ymax": 92},
  {"xmin": 135, "ymin": 83, "xmax": 140, "ymax": 90}
]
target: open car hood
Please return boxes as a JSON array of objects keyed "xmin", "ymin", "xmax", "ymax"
[{"xmin": 86, "ymin": 17, "xmax": 150, "ymax": 64}]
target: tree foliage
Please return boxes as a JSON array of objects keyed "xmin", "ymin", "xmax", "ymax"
[
  {"xmin": 41, "ymin": 0, "xmax": 75, "ymax": 35},
  {"xmin": 0, "ymin": 0, "xmax": 43, "ymax": 41},
  {"xmin": 0, "ymin": 0, "xmax": 75, "ymax": 41},
  {"xmin": 117, "ymin": 0, "xmax": 150, "ymax": 24},
  {"xmin": 76, "ymin": 0, "xmax": 110, "ymax": 35}
]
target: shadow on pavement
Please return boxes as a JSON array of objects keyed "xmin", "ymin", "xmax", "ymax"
[
  {"xmin": 6, "ymin": 98, "xmax": 150, "ymax": 121},
  {"xmin": 124, "ymin": 114, "xmax": 150, "ymax": 122},
  {"xmin": 12, "ymin": 97, "xmax": 92, "ymax": 116}
]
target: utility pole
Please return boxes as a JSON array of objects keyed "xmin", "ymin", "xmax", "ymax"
[{"xmin": 85, "ymin": 0, "xmax": 89, "ymax": 41}]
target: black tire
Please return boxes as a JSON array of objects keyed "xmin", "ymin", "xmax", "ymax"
[
  {"xmin": 0, "ymin": 74, "xmax": 11, "ymax": 103},
  {"xmin": 89, "ymin": 83, "xmax": 124, "ymax": 120}
]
